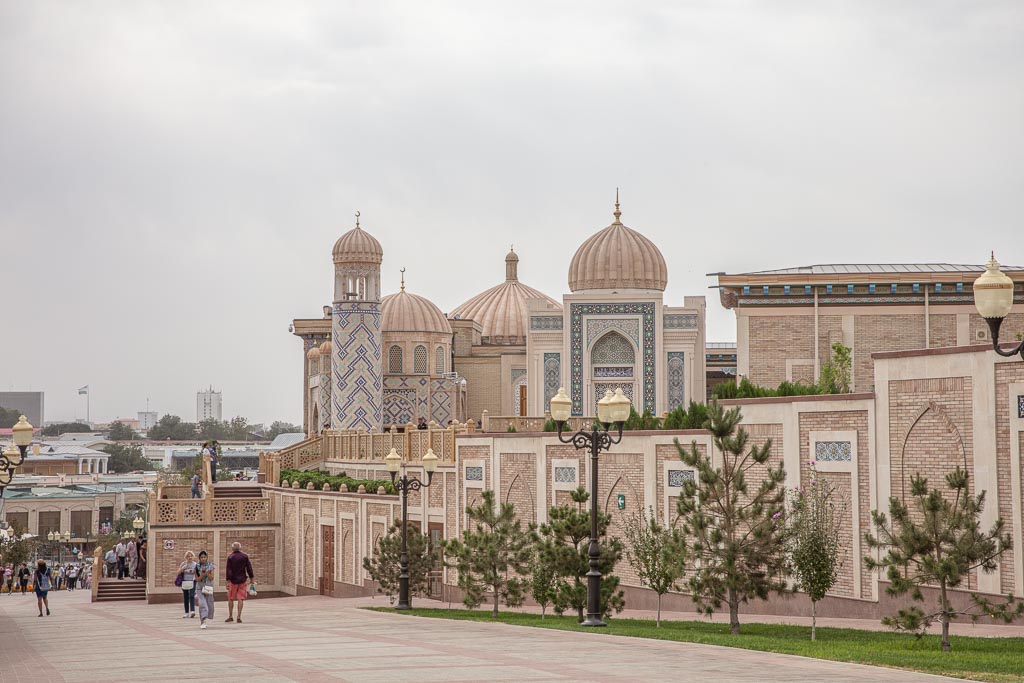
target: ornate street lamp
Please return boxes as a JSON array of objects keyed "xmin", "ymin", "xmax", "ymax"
[
  {"xmin": 132, "ymin": 516, "xmax": 145, "ymax": 538},
  {"xmin": 548, "ymin": 386, "xmax": 631, "ymax": 627},
  {"xmin": 974, "ymin": 253, "xmax": 1023, "ymax": 360},
  {"xmin": 384, "ymin": 446, "xmax": 438, "ymax": 610},
  {"xmin": 0, "ymin": 415, "xmax": 34, "ymax": 496}
]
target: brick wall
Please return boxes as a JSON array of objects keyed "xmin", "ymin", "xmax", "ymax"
[
  {"xmin": 459, "ymin": 359, "xmax": 502, "ymax": 421},
  {"xmin": 888, "ymin": 376, "xmax": 976, "ymax": 589},
  {"xmin": 970, "ymin": 312, "xmax": 1024, "ymax": 347},
  {"xmin": 994, "ymin": 363, "xmax": 1024, "ymax": 592},
  {"xmin": 929, "ymin": 314, "xmax": 957, "ymax": 348},
  {"xmin": 748, "ymin": 315, "xmax": 813, "ymax": 387},
  {"xmin": 596, "ymin": 451, "xmax": 645, "ymax": 586},
  {"xmin": 150, "ymin": 529, "xmax": 214, "ymax": 591},
  {"xmin": 853, "ymin": 315, "xmax": 926, "ymax": 391},
  {"xmin": 798, "ymin": 410, "xmax": 870, "ymax": 598},
  {"xmin": 500, "ymin": 453, "xmax": 537, "ymax": 525},
  {"xmin": 217, "ymin": 529, "xmax": 276, "ymax": 588}
]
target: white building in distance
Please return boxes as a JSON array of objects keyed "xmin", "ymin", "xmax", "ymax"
[
  {"xmin": 196, "ymin": 387, "xmax": 222, "ymax": 423},
  {"xmin": 138, "ymin": 410, "xmax": 158, "ymax": 431}
]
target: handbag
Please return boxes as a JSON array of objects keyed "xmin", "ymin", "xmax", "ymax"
[
  {"xmin": 174, "ymin": 571, "xmax": 183, "ymax": 587},
  {"xmin": 181, "ymin": 580, "xmax": 194, "ymax": 590},
  {"xmin": 201, "ymin": 585, "xmax": 214, "ymax": 595}
]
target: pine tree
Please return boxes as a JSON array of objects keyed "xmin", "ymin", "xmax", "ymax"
[
  {"xmin": 677, "ymin": 402, "xmax": 789, "ymax": 635},
  {"xmin": 362, "ymin": 521, "xmax": 434, "ymax": 603},
  {"xmin": 536, "ymin": 487, "xmax": 625, "ymax": 620},
  {"xmin": 787, "ymin": 464, "xmax": 846, "ymax": 640},
  {"xmin": 443, "ymin": 490, "xmax": 533, "ymax": 617},
  {"xmin": 622, "ymin": 507, "xmax": 687, "ymax": 626},
  {"xmin": 865, "ymin": 467, "xmax": 1022, "ymax": 652}
]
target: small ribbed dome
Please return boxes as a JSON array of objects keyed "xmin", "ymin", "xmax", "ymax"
[
  {"xmin": 319, "ymin": 340, "xmax": 332, "ymax": 356},
  {"xmin": 568, "ymin": 199, "xmax": 667, "ymax": 292},
  {"xmin": 382, "ymin": 288, "xmax": 452, "ymax": 334},
  {"xmin": 450, "ymin": 249, "xmax": 560, "ymax": 345},
  {"xmin": 306, "ymin": 345, "xmax": 321, "ymax": 360},
  {"xmin": 332, "ymin": 216, "xmax": 383, "ymax": 265}
]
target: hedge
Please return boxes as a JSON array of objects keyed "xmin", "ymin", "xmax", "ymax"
[{"xmin": 279, "ymin": 469, "xmax": 396, "ymax": 495}]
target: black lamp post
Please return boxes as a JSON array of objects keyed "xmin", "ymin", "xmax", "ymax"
[
  {"xmin": 974, "ymin": 254, "xmax": 1023, "ymax": 360},
  {"xmin": 548, "ymin": 386, "xmax": 632, "ymax": 627},
  {"xmin": 0, "ymin": 415, "xmax": 34, "ymax": 496},
  {"xmin": 384, "ymin": 446, "xmax": 438, "ymax": 611}
]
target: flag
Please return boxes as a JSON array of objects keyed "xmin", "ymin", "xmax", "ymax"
[{"xmin": 78, "ymin": 385, "xmax": 89, "ymax": 395}]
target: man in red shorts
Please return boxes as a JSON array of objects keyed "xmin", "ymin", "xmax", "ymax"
[{"xmin": 224, "ymin": 541, "xmax": 255, "ymax": 623}]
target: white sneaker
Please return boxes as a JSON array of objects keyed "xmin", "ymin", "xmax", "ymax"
[
  {"xmin": 190, "ymin": 612, "xmax": 196, "ymax": 618},
  {"xmin": 200, "ymin": 623, "xmax": 207, "ymax": 629},
  {"xmin": 181, "ymin": 613, "xmax": 189, "ymax": 618}
]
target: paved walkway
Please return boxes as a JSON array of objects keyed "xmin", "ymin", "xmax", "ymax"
[{"xmin": 0, "ymin": 591, "xmax": 967, "ymax": 682}]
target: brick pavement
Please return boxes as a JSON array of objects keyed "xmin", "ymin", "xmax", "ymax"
[{"xmin": 0, "ymin": 591, "xmax": 980, "ymax": 682}]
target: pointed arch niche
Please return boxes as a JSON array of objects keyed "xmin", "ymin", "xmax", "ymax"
[{"xmin": 587, "ymin": 331, "xmax": 637, "ymax": 410}]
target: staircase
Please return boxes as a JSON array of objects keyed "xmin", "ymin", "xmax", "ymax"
[
  {"xmin": 95, "ymin": 579, "xmax": 147, "ymax": 602},
  {"xmin": 213, "ymin": 482, "xmax": 264, "ymax": 499}
]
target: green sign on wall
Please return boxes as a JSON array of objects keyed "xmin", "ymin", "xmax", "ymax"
[{"xmin": 616, "ymin": 494, "xmax": 625, "ymax": 510}]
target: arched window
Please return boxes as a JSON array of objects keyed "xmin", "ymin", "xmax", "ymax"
[
  {"xmin": 414, "ymin": 345, "xmax": 428, "ymax": 374},
  {"xmin": 388, "ymin": 345, "xmax": 403, "ymax": 374},
  {"xmin": 435, "ymin": 346, "xmax": 446, "ymax": 374},
  {"xmin": 591, "ymin": 332, "xmax": 635, "ymax": 365}
]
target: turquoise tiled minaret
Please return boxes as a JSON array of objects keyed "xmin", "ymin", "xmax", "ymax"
[{"xmin": 330, "ymin": 213, "xmax": 383, "ymax": 431}]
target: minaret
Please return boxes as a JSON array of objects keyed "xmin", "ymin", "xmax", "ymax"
[{"xmin": 330, "ymin": 212, "xmax": 384, "ymax": 431}]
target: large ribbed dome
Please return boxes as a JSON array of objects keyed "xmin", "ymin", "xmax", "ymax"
[
  {"xmin": 568, "ymin": 200, "xmax": 667, "ymax": 292},
  {"xmin": 450, "ymin": 249, "xmax": 560, "ymax": 345},
  {"xmin": 382, "ymin": 286, "xmax": 452, "ymax": 334},
  {"xmin": 332, "ymin": 216, "xmax": 383, "ymax": 265}
]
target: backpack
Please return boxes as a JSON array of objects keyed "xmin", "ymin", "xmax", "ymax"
[{"xmin": 37, "ymin": 569, "xmax": 51, "ymax": 592}]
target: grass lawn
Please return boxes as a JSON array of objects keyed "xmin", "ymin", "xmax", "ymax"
[{"xmin": 367, "ymin": 607, "xmax": 1024, "ymax": 682}]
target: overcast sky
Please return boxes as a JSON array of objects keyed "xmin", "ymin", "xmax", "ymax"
[{"xmin": 3, "ymin": 2, "xmax": 1022, "ymax": 425}]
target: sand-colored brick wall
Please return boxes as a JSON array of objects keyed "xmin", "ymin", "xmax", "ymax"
[
  {"xmin": 217, "ymin": 529, "xmax": 276, "ymax": 588},
  {"xmin": 500, "ymin": 452, "xmax": 537, "ymax": 525},
  {"xmin": 748, "ymin": 315, "xmax": 813, "ymax": 387},
  {"xmin": 150, "ymin": 529, "xmax": 215, "ymax": 590},
  {"xmin": 970, "ymin": 312, "xmax": 1024, "ymax": 347},
  {"xmin": 798, "ymin": 410, "xmax": 870, "ymax": 598},
  {"xmin": 853, "ymin": 315, "xmax": 927, "ymax": 391},
  {"xmin": 459, "ymin": 358, "xmax": 502, "ymax": 422},
  {"xmin": 928, "ymin": 314, "xmax": 957, "ymax": 348},
  {"xmin": 888, "ymin": 376, "xmax": 976, "ymax": 589},
  {"xmin": 994, "ymin": 363, "xmax": 1024, "ymax": 592}
]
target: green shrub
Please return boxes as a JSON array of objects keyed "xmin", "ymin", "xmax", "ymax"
[{"xmin": 280, "ymin": 469, "xmax": 396, "ymax": 495}]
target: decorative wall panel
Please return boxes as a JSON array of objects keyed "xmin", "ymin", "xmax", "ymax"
[
  {"xmin": 570, "ymin": 303, "xmax": 656, "ymax": 415},
  {"xmin": 543, "ymin": 353, "xmax": 560, "ymax": 410},
  {"xmin": 332, "ymin": 301, "xmax": 383, "ymax": 431},
  {"xmin": 667, "ymin": 351, "xmax": 685, "ymax": 411}
]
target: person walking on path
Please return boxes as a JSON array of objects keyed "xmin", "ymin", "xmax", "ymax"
[
  {"xmin": 66, "ymin": 565, "xmax": 77, "ymax": 591},
  {"xmin": 116, "ymin": 539, "xmax": 127, "ymax": 579},
  {"xmin": 18, "ymin": 564, "xmax": 30, "ymax": 594},
  {"xmin": 137, "ymin": 539, "xmax": 147, "ymax": 579},
  {"xmin": 191, "ymin": 470, "xmax": 202, "ymax": 499},
  {"xmin": 178, "ymin": 551, "xmax": 198, "ymax": 619},
  {"xmin": 56, "ymin": 565, "xmax": 66, "ymax": 591},
  {"xmin": 128, "ymin": 537, "xmax": 138, "ymax": 578},
  {"xmin": 224, "ymin": 542, "xmax": 254, "ymax": 624},
  {"xmin": 3, "ymin": 565, "xmax": 12, "ymax": 594},
  {"xmin": 195, "ymin": 550, "xmax": 216, "ymax": 630},
  {"xmin": 104, "ymin": 548, "xmax": 116, "ymax": 578},
  {"xmin": 34, "ymin": 560, "xmax": 52, "ymax": 617}
]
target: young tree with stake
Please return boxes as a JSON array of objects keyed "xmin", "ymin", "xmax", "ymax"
[{"xmin": 622, "ymin": 507, "xmax": 687, "ymax": 626}]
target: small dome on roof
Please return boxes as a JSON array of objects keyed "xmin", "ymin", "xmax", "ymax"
[
  {"xmin": 450, "ymin": 248, "xmax": 559, "ymax": 345},
  {"xmin": 381, "ymin": 277, "xmax": 452, "ymax": 334},
  {"xmin": 332, "ymin": 213, "xmax": 383, "ymax": 265},
  {"xmin": 306, "ymin": 345, "xmax": 321, "ymax": 360},
  {"xmin": 568, "ymin": 196, "xmax": 667, "ymax": 292},
  {"xmin": 319, "ymin": 340, "xmax": 332, "ymax": 356}
]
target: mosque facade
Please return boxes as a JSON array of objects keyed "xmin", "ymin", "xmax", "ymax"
[{"xmin": 293, "ymin": 200, "xmax": 706, "ymax": 434}]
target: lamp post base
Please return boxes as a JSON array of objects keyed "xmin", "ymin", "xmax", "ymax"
[
  {"xmin": 580, "ymin": 616, "xmax": 607, "ymax": 628},
  {"xmin": 394, "ymin": 602, "xmax": 412, "ymax": 611}
]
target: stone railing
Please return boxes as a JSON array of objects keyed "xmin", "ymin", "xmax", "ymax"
[
  {"xmin": 151, "ymin": 496, "xmax": 273, "ymax": 526},
  {"xmin": 323, "ymin": 422, "xmax": 469, "ymax": 463},
  {"xmin": 157, "ymin": 485, "xmax": 193, "ymax": 500},
  {"xmin": 481, "ymin": 411, "xmax": 595, "ymax": 433}
]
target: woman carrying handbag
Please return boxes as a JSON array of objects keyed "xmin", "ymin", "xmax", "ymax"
[
  {"xmin": 195, "ymin": 550, "xmax": 216, "ymax": 629},
  {"xmin": 177, "ymin": 551, "xmax": 197, "ymax": 619}
]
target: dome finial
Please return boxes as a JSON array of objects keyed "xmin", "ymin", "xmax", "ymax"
[
  {"xmin": 355, "ymin": 210, "xmax": 361, "ymax": 228},
  {"xmin": 613, "ymin": 188, "xmax": 621, "ymax": 223},
  {"xmin": 400, "ymin": 267, "xmax": 406, "ymax": 292}
]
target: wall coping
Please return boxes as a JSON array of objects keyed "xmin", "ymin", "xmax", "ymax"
[
  {"xmin": 272, "ymin": 485, "xmax": 398, "ymax": 500},
  {"xmin": 872, "ymin": 343, "xmax": 1014, "ymax": 360},
  {"xmin": 717, "ymin": 392, "xmax": 874, "ymax": 406},
  {"xmin": 456, "ymin": 429, "xmax": 711, "ymax": 438}
]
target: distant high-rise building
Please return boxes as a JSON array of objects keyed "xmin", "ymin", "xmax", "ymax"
[
  {"xmin": 138, "ymin": 411, "xmax": 158, "ymax": 431},
  {"xmin": 0, "ymin": 391, "xmax": 44, "ymax": 425},
  {"xmin": 196, "ymin": 388, "xmax": 222, "ymax": 423}
]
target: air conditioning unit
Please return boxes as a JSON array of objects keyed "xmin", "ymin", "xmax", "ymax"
[{"xmin": 976, "ymin": 328, "xmax": 990, "ymax": 341}]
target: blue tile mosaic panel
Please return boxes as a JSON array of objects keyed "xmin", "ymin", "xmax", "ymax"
[
  {"xmin": 465, "ymin": 466, "xmax": 484, "ymax": 482},
  {"xmin": 1018, "ymin": 394, "xmax": 1024, "ymax": 419},
  {"xmin": 667, "ymin": 469, "xmax": 694, "ymax": 487},
  {"xmin": 663, "ymin": 314, "xmax": 698, "ymax": 329},
  {"xmin": 530, "ymin": 316, "xmax": 563, "ymax": 331},
  {"xmin": 594, "ymin": 367, "xmax": 633, "ymax": 378},
  {"xmin": 543, "ymin": 353, "xmax": 560, "ymax": 410},
  {"xmin": 554, "ymin": 466, "xmax": 577, "ymax": 484},
  {"xmin": 667, "ymin": 352, "xmax": 685, "ymax": 411},
  {"xmin": 814, "ymin": 441, "xmax": 852, "ymax": 462}
]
